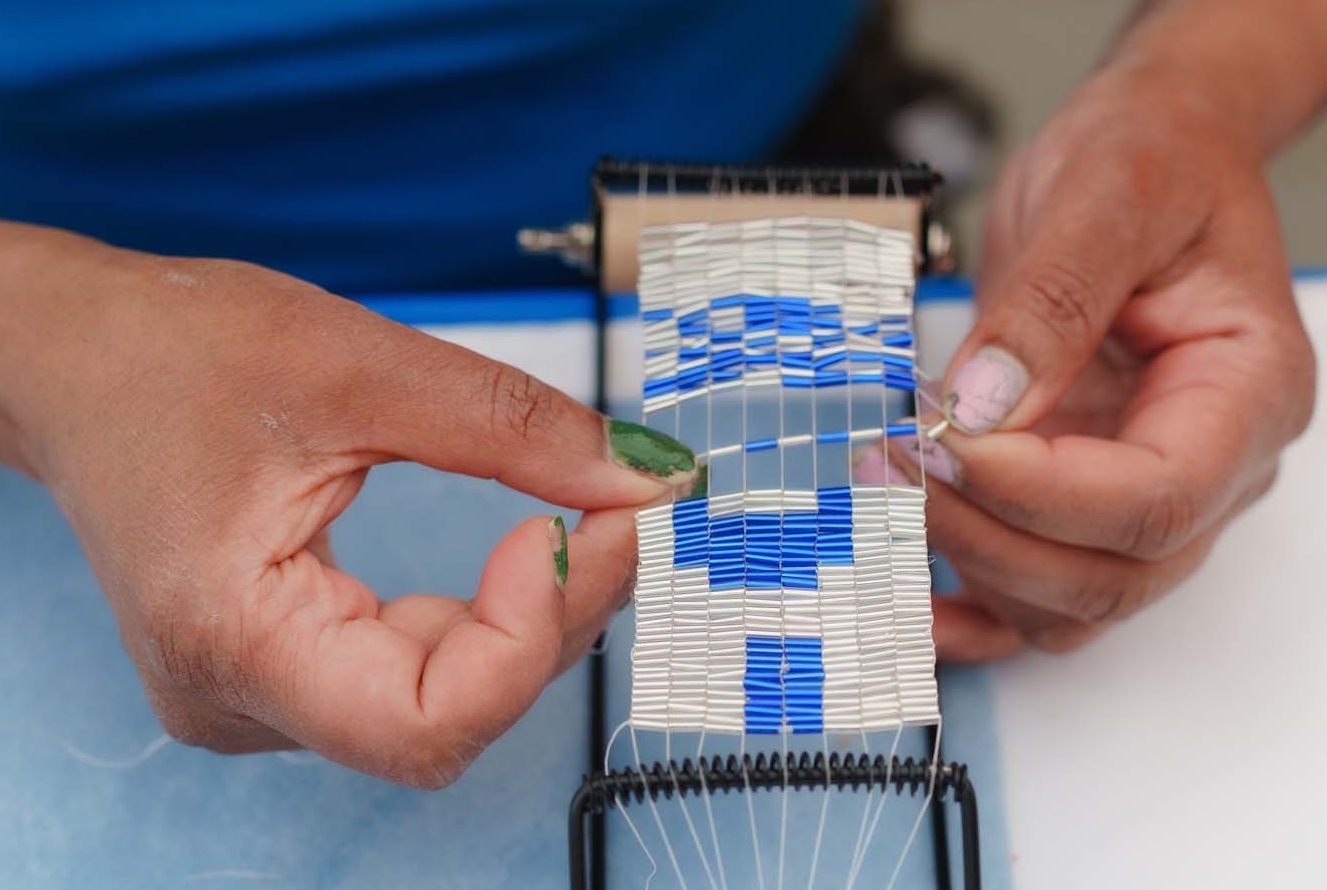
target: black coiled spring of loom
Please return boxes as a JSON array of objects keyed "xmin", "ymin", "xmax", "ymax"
[{"xmin": 576, "ymin": 752, "xmax": 969, "ymax": 813}]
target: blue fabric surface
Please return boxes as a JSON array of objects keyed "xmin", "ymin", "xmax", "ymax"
[
  {"xmin": 0, "ymin": 465, "xmax": 587, "ymax": 889},
  {"xmin": 0, "ymin": 282, "xmax": 1017, "ymax": 886},
  {"xmin": 0, "ymin": 441, "xmax": 1012, "ymax": 890},
  {"xmin": 0, "ymin": 0, "xmax": 868, "ymax": 294}
]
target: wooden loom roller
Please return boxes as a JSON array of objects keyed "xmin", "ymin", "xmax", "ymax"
[{"xmin": 519, "ymin": 158, "xmax": 952, "ymax": 288}]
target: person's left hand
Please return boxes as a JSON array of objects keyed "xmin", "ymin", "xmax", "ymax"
[{"xmin": 855, "ymin": 61, "xmax": 1316, "ymax": 660}]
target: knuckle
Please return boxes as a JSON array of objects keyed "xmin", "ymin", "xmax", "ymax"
[
  {"xmin": 1069, "ymin": 587, "xmax": 1131, "ymax": 624},
  {"xmin": 395, "ymin": 759, "xmax": 463, "ymax": 791},
  {"xmin": 1282, "ymin": 341, "xmax": 1317, "ymax": 441},
  {"xmin": 1070, "ymin": 569, "xmax": 1156, "ymax": 624},
  {"xmin": 144, "ymin": 583, "xmax": 247, "ymax": 707},
  {"xmin": 487, "ymin": 363, "xmax": 556, "ymax": 443},
  {"xmin": 154, "ymin": 708, "xmax": 218, "ymax": 750},
  {"xmin": 149, "ymin": 609, "xmax": 220, "ymax": 694},
  {"xmin": 1026, "ymin": 621, "xmax": 1097, "ymax": 654},
  {"xmin": 389, "ymin": 736, "xmax": 481, "ymax": 790},
  {"xmin": 1252, "ymin": 463, "xmax": 1280, "ymax": 503},
  {"xmin": 1018, "ymin": 259, "xmax": 1100, "ymax": 346},
  {"xmin": 614, "ymin": 569, "xmax": 637, "ymax": 613},
  {"xmin": 233, "ymin": 597, "xmax": 306, "ymax": 709},
  {"xmin": 1124, "ymin": 479, "xmax": 1197, "ymax": 560}
]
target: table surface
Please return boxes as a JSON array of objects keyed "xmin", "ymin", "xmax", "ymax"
[
  {"xmin": 991, "ymin": 274, "xmax": 1327, "ymax": 888},
  {"xmin": 1, "ymin": 275, "xmax": 1321, "ymax": 889}
]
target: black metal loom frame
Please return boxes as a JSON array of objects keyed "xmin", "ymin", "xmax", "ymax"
[
  {"xmin": 568, "ymin": 752, "xmax": 980, "ymax": 890},
  {"xmin": 580, "ymin": 158, "xmax": 975, "ymax": 890}
]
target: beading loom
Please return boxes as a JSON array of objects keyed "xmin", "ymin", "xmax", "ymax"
[{"xmin": 524, "ymin": 160, "xmax": 978, "ymax": 890}]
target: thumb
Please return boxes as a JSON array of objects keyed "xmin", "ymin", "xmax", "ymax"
[
  {"xmin": 945, "ymin": 164, "xmax": 1200, "ymax": 433},
  {"xmin": 234, "ymin": 514, "xmax": 570, "ymax": 787}
]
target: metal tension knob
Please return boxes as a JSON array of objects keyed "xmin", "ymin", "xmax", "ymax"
[
  {"xmin": 926, "ymin": 220, "xmax": 956, "ymax": 274},
  {"xmin": 516, "ymin": 222, "xmax": 595, "ymax": 272}
]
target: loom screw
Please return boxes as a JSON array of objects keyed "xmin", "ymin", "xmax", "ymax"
[
  {"xmin": 927, "ymin": 219, "xmax": 956, "ymax": 273},
  {"xmin": 517, "ymin": 223, "xmax": 594, "ymax": 271}
]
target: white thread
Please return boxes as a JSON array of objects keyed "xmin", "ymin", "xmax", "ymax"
[
  {"xmin": 696, "ymin": 167, "xmax": 732, "ymax": 890},
  {"xmin": 632, "ymin": 221, "xmax": 933, "ymax": 735},
  {"xmin": 805, "ymin": 179, "xmax": 834, "ymax": 890},
  {"xmin": 842, "ymin": 727, "xmax": 905, "ymax": 890},
  {"xmin": 659, "ymin": 198, "xmax": 721, "ymax": 890},
  {"xmin": 607, "ymin": 721, "xmax": 660, "ymax": 890},
  {"xmin": 628, "ymin": 212, "xmax": 942, "ymax": 889},
  {"xmin": 737, "ymin": 184, "xmax": 766, "ymax": 890},
  {"xmin": 57, "ymin": 732, "xmax": 171, "ymax": 770},
  {"xmin": 846, "ymin": 174, "xmax": 918, "ymax": 889},
  {"xmin": 882, "ymin": 725, "xmax": 945, "ymax": 890},
  {"xmin": 877, "ymin": 194, "xmax": 946, "ymax": 888},
  {"xmin": 697, "ymin": 427, "xmax": 889, "ymax": 460},
  {"xmin": 774, "ymin": 176, "xmax": 790, "ymax": 890}
]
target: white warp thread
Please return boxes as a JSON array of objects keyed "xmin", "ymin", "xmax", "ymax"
[{"xmin": 629, "ymin": 218, "xmax": 939, "ymax": 736}]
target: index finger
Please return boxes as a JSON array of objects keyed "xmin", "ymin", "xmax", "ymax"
[{"xmin": 324, "ymin": 307, "xmax": 699, "ymax": 510}]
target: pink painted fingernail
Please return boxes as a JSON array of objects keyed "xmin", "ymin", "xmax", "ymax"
[
  {"xmin": 895, "ymin": 433, "xmax": 958, "ymax": 485},
  {"xmin": 945, "ymin": 346, "xmax": 1029, "ymax": 434}
]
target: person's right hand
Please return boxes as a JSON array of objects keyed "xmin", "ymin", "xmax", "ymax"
[
  {"xmin": 0, "ymin": 224, "xmax": 699, "ymax": 788},
  {"xmin": 855, "ymin": 26, "xmax": 1319, "ymax": 660}
]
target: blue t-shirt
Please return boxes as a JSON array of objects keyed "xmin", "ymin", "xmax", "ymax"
[{"xmin": 0, "ymin": 1, "xmax": 867, "ymax": 294}]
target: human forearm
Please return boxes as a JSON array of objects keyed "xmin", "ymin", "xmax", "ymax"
[
  {"xmin": 0, "ymin": 221, "xmax": 138, "ymax": 479},
  {"xmin": 1112, "ymin": 0, "xmax": 1327, "ymax": 158},
  {"xmin": 0, "ymin": 221, "xmax": 84, "ymax": 478}
]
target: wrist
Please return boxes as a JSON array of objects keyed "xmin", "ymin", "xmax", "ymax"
[
  {"xmin": 0, "ymin": 224, "xmax": 52, "ymax": 476},
  {"xmin": 0, "ymin": 222, "xmax": 123, "ymax": 480},
  {"xmin": 1106, "ymin": 0, "xmax": 1327, "ymax": 159}
]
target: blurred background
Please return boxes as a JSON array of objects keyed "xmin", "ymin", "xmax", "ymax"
[{"xmin": 896, "ymin": 0, "xmax": 1327, "ymax": 271}]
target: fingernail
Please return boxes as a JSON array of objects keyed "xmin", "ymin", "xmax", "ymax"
[
  {"xmin": 895, "ymin": 432, "xmax": 958, "ymax": 485},
  {"xmin": 548, "ymin": 515, "xmax": 568, "ymax": 589},
  {"xmin": 606, "ymin": 419, "xmax": 697, "ymax": 486},
  {"xmin": 945, "ymin": 346, "xmax": 1029, "ymax": 434}
]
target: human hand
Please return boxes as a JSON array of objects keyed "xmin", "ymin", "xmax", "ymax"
[
  {"xmin": 0, "ymin": 226, "xmax": 698, "ymax": 787},
  {"xmin": 856, "ymin": 60, "xmax": 1316, "ymax": 659}
]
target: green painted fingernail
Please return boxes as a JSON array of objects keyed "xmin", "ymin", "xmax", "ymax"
[
  {"xmin": 549, "ymin": 515, "xmax": 568, "ymax": 588},
  {"xmin": 606, "ymin": 419, "xmax": 696, "ymax": 485}
]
